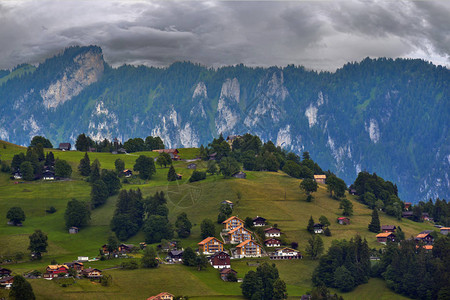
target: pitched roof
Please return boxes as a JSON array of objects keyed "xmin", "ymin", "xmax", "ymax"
[
  {"xmin": 337, "ymin": 217, "xmax": 349, "ymax": 220},
  {"xmin": 211, "ymin": 251, "xmax": 230, "ymax": 258},
  {"xmin": 381, "ymin": 225, "xmax": 396, "ymax": 230},
  {"xmin": 228, "ymin": 225, "xmax": 251, "ymax": 235},
  {"xmin": 147, "ymin": 292, "xmax": 175, "ymax": 300},
  {"xmin": 314, "ymin": 175, "xmax": 326, "ymax": 179},
  {"xmin": 47, "ymin": 265, "xmax": 69, "ymax": 270},
  {"xmin": 220, "ymin": 268, "xmax": 237, "ymax": 274},
  {"xmin": 376, "ymin": 232, "xmax": 394, "ymax": 238},
  {"xmin": 416, "ymin": 233, "xmax": 431, "ymax": 239},
  {"xmin": 264, "ymin": 227, "xmax": 281, "ymax": 233},
  {"xmin": 236, "ymin": 239, "xmax": 261, "ymax": 248},
  {"xmin": 222, "ymin": 216, "xmax": 244, "ymax": 224},
  {"xmin": 440, "ymin": 227, "xmax": 450, "ymax": 230},
  {"xmin": 253, "ymin": 216, "xmax": 266, "ymax": 221},
  {"xmin": 277, "ymin": 247, "xmax": 298, "ymax": 252},
  {"xmin": 198, "ymin": 237, "xmax": 222, "ymax": 245}
]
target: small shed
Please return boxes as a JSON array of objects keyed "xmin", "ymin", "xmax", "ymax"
[
  {"xmin": 381, "ymin": 225, "xmax": 396, "ymax": 233},
  {"xmin": 69, "ymin": 227, "xmax": 79, "ymax": 234},
  {"xmin": 43, "ymin": 170, "xmax": 55, "ymax": 180},
  {"xmin": 187, "ymin": 163, "xmax": 197, "ymax": 169},
  {"xmin": 221, "ymin": 200, "xmax": 233, "ymax": 209},
  {"xmin": 220, "ymin": 268, "xmax": 237, "ymax": 281},
  {"xmin": 313, "ymin": 174, "xmax": 326, "ymax": 184},
  {"xmin": 337, "ymin": 217, "xmax": 350, "ymax": 225},
  {"xmin": 402, "ymin": 211, "xmax": 413, "ymax": 219},
  {"xmin": 123, "ymin": 169, "xmax": 133, "ymax": 177},
  {"xmin": 176, "ymin": 174, "xmax": 182, "ymax": 180}
]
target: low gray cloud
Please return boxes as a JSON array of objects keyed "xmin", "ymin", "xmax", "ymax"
[{"xmin": 0, "ymin": 0, "xmax": 448, "ymax": 71}]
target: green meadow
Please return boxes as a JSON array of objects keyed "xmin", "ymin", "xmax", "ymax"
[{"xmin": 0, "ymin": 141, "xmax": 430, "ymax": 299}]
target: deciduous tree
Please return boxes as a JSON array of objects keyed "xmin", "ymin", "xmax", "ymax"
[
  {"xmin": 28, "ymin": 229, "xmax": 48, "ymax": 259},
  {"xmin": 7, "ymin": 207, "xmax": 26, "ymax": 225}
]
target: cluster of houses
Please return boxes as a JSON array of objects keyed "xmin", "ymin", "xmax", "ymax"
[
  {"xmin": 0, "ymin": 268, "xmax": 13, "ymax": 289},
  {"xmin": 42, "ymin": 262, "xmax": 102, "ymax": 280}
]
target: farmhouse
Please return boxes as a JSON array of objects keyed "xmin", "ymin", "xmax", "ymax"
[
  {"xmin": 265, "ymin": 227, "xmax": 281, "ymax": 238},
  {"xmin": 198, "ymin": 237, "xmax": 224, "ymax": 255},
  {"xmin": 123, "ymin": 169, "xmax": 133, "ymax": 177},
  {"xmin": 235, "ymin": 240, "xmax": 262, "ymax": 258},
  {"xmin": 253, "ymin": 216, "xmax": 267, "ymax": 227},
  {"xmin": 46, "ymin": 265, "xmax": 69, "ymax": 275},
  {"xmin": 264, "ymin": 238, "xmax": 281, "ymax": 247},
  {"xmin": 222, "ymin": 216, "xmax": 244, "ymax": 231},
  {"xmin": 0, "ymin": 276, "xmax": 14, "ymax": 289},
  {"xmin": 58, "ymin": 143, "xmax": 71, "ymax": 151},
  {"xmin": 313, "ymin": 223, "xmax": 324, "ymax": 234},
  {"xmin": 402, "ymin": 211, "xmax": 414, "ymax": 219},
  {"xmin": 210, "ymin": 251, "xmax": 231, "ymax": 269},
  {"xmin": 118, "ymin": 244, "xmax": 135, "ymax": 253},
  {"xmin": 0, "ymin": 268, "xmax": 11, "ymax": 277},
  {"xmin": 415, "ymin": 232, "xmax": 434, "ymax": 245},
  {"xmin": 152, "ymin": 149, "xmax": 180, "ymax": 160},
  {"xmin": 42, "ymin": 170, "xmax": 55, "ymax": 180},
  {"xmin": 440, "ymin": 227, "xmax": 450, "ymax": 235},
  {"xmin": 227, "ymin": 226, "xmax": 253, "ymax": 244},
  {"xmin": 147, "ymin": 292, "xmax": 174, "ymax": 300},
  {"xmin": 270, "ymin": 247, "xmax": 302, "ymax": 260},
  {"xmin": 313, "ymin": 174, "xmax": 326, "ymax": 184},
  {"xmin": 82, "ymin": 268, "xmax": 102, "ymax": 278},
  {"xmin": 167, "ymin": 250, "xmax": 184, "ymax": 263},
  {"xmin": 337, "ymin": 217, "xmax": 350, "ymax": 225},
  {"xmin": 376, "ymin": 232, "xmax": 396, "ymax": 244},
  {"xmin": 381, "ymin": 225, "xmax": 396, "ymax": 233},
  {"xmin": 68, "ymin": 226, "xmax": 79, "ymax": 234},
  {"xmin": 64, "ymin": 262, "xmax": 84, "ymax": 272},
  {"xmin": 220, "ymin": 268, "xmax": 237, "ymax": 281}
]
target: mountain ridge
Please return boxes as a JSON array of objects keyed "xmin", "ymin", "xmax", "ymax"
[{"xmin": 0, "ymin": 45, "xmax": 448, "ymax": 203}]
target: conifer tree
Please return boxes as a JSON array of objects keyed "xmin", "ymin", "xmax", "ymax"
[
  {"xmin": 167, "ymin": 165, "xmax": 177, "ymax": 181},
  {"xmin": 89, "ymin": 159, "xmax": 101, "ymax": 182},
  {"xmin": 368, "ymin": 208, "xmax": 381, "ymax": 233},
  {"xmin": 307, "ymin": 216, "xmax": 315, "ymax": 233},
  {"xmin": 78, "ymin": 153, "xmax": 91, "ymax": 176}
]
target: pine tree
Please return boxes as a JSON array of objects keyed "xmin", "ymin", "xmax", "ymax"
[
  {"xmin": 78, "ymin": 153, "xmax": 91, "ymax": 176},
  {"xmin": 368, "ymin": 208, "xmax": 381, "ymax": 233},
  {"xmin": 307, "ymin": 216, "xmax": 315, "ymax": 233},
  {"xmin": 167, "ymin": 165, "xmax": 177, "ymax": 181},
  {"xmin": 89, "ymin": 159, "xmax": 101, "ymax": 182},
  {"xmin": 324, "ymin": 227, "xmax": 331, "ymax": 236}
]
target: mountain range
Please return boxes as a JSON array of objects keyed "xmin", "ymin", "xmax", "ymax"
[{"xmin": 0, "ymin": 46, "xmax": 448, "ymax": 203}]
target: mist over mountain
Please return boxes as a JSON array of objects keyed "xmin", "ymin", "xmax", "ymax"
[{"xmin": 0, "ymin": 46, "xmax": 448, "ymax": 203}]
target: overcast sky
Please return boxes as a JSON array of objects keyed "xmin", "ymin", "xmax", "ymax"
[{"xmin": 1, "ymin": 0, "xmax": 449, "ymax": 71}]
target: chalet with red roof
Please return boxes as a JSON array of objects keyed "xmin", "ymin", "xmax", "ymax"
[
  {"xmin": 147, "ymin": 292, "xmax": 174, "ymax": 300},
  {"xmin": 227, "ymin": 226, "xmax": 253, "ymax": 244},
  {"xmin": 152, "ymin": 149, "xmax": 180, "ymax": 160},
  {"xmin": 222, "ymin": 216, "xmax": 244, "ymax": 231},
  {"xmin": 265, "ymin": 227, "xmax": 281, "ymax": 238},
  {"xmin": 337, "ymin": 217, "xmax": 350, "ymax": 225},
  {"xmin": 235, "ymin": 240, "xmax": 262, "ymax": 258},
  {"xmin": 264, "ymin": 238, "xmax": 281, "ymax": 247},
  {"xmin": 198, "ymin": 237, "xmax": 224, "ymax": 254},
  {"xmin": 210, "ymin": 251, "xmax": 231, "ymax": 269}
]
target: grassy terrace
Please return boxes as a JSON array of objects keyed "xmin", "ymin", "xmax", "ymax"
[{"xmin": 0, "ymin": 143, "xmax": 430, "ymax": 299}]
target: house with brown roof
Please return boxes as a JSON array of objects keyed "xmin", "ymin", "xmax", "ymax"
[
  {"xmin": 222, "ymin": 216, "xmax": 244, "ymax": 231},
  {"xmin": 235, "ymin": 240, "xmax": 262, "ymax": 258},
  {"xmin": 64, "ymin": 262, "xmax": 84, "ymax": 272},
  {"xmin": 147, "ymin": 292, "xmax": 175, "ymax": 300},
  {"xmin": 58, "ymin": 143, "xmax": 71, "ymax": 151},
  {"xmin": 270, "ymin": 247, "xmax": 302, "ymax": 260},
  {"xmin": 0, "ymin": 276, "xmax": 14, "ymax": 289},
  {"xmin": 167, "ymin": 250, "xmax": 184, "ymax": 263},
  {"xmin": 118, "ymin": 244, "xmax": 135, "ymax": 253},
  {"xmin": 82, "ymin": 268, "xmax": 102, "ymax": 278},
  {"xmin": 440, "ymin": 227, "xmax": 450, "ymax": 235},
  {"xmin": 381, "ymin": 225, "xmax": 396, "ymax": 233},
  {"xmin": 314, "ymin": 174, "xmax": 326, "ymax": 184},
  {"xmin": 198, "ymin": 237, "xmax": 224, "ymax": 255},
  {"xmin": 253, "ymin": 216, "xmax": 267, "ymax": 227},
  {"xmin": 264, "ymin": 227, "xmax": 281, "ymax": 238},
  {"xmin": 402, "ymin": 211, "xmax": 414, "ymax": 219},
  {"xmin": 220, "ymin": 268, "xmax": 237, "ymax": 281},
  {"xmin": 376, "ymin": 232, "xmax": 396, "ymax": 244},
  {"xmin": 415, "ymin": 232, "xmax": 434, "ymax": 245},
  {"xmin": 210, "ymin": 251, "xmax": 231, "ymax": 269},
  {"xmin": 404, "ymin": 202, "xmax": 412, "ymax": 211},
  {"xmin": 0, "ymin": 268, "xmax": 11, "ymax": 277},
  {"xmin": 227, "ymin": 226, "xmax": 253, "ymax": 244},
  {"xmin": 152, "ymin": 149, "xmax": 180, "ymax": 160},
  {"xmin": 264, "ymin": 238, "xmax": 281, "ymax": 247},
  {"xmin": 337, "ymin": 217, "xmax": 350, "ymax": 225},
  {"xmin": 421, "ymin": 213, "xmax": 431, "ymax": 221}
]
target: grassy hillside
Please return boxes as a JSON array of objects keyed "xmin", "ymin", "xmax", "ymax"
[{"xmin": 0, "ymin": 143, "xmax": 432, "ymax": 299}]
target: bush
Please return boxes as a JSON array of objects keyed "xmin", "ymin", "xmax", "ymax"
[
  {"xmin": 45, "ymin": 206, "xmax": 57, "ymax": 214},
  {"xmin": 121, "ymin": 261, "xmax": 139, "ymax": 270},
  {"xmin": 189, "ymin": 170, "xmax": 206, "ymax": 183}
]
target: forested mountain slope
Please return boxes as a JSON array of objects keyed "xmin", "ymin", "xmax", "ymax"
[{"xmin": 0, "ymin": 46, "xmax": 448, "ymax": 202}]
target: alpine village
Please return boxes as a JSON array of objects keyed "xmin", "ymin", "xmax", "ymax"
[{"xmin": 0, "ymin": 133, "xmax": 449, "ymax": 300}]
